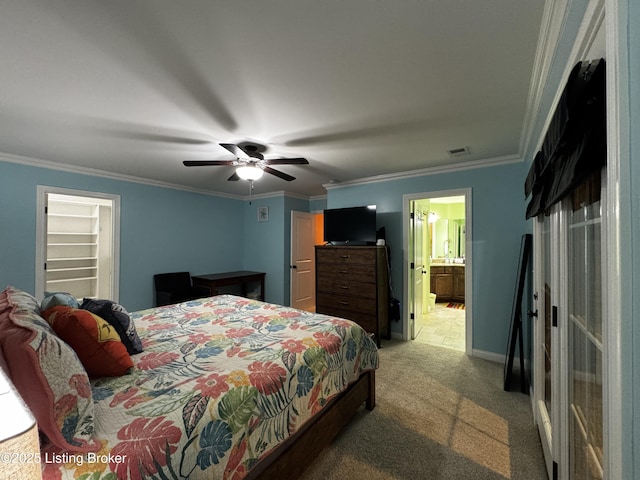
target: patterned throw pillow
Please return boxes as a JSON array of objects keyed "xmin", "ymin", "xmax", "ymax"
[
  {"xmin": 0, "ymin": 286, "xmax": 99, "ymax": 453},
  {"xmin": 41, "ymin": 291, "xmax": 79, "ymax": 311},
  {"xmin": 43, "ymin": 306, "xmax": 134, "ymax": 377},
  {"xmin": 80, "ymin": 298, "xmax": 143, "ymax": 355}
]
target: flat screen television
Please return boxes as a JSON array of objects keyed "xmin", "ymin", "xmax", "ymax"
[{"xmin": 323, "ymin": 205, "xmax": 377, "ymax": 245}]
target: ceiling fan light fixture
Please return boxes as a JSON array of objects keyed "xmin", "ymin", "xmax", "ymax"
[{"xmin": 236, "ymin": 165, "xmax": 264, "ymax": 181}]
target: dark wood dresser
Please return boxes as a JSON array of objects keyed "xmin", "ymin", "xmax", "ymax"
[{"xmin": 315, "ymin": 245, "xmax": 390, "ymax": 346}]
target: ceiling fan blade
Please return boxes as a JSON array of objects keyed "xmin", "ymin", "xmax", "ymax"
[
  {"xmin": 227, "ymin": 172, "xmax": 240, "ymax": 181},
  {"xmin": 263, "ymin": 157, "xmax": 309, "ymax": 165},
  {"xmin": 183, "ymin": 160, "xmax": 235, "ymax": 166},
  {"xmin": 263, "ymin": 166, "xmax": 295, "ymax": 181},
  {"xmin": 220, "ymin": 143, "xmax": 251, "ymax": 159}
]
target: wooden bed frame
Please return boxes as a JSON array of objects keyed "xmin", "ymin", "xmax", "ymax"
[{"xmin": 245, "ymin": 368, "xmax": 376, "ymax": 479}]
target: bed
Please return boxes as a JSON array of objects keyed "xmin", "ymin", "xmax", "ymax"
[{"xmin": 0, "ymin": 287, "xmax": 378, "ymax": 479}]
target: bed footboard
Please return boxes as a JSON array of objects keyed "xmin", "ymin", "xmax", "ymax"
[{"xmin": 246, "ymin": 369, "xmax": 376, "ymax": 480}]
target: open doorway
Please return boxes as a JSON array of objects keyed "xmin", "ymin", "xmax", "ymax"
[
  {"xmin": 35, "ymin": 186, "xmax": 120, "ymax": 302},
  {"xmin": 403, "ymin": 189, "xmax": 472, "ymax": 354}
]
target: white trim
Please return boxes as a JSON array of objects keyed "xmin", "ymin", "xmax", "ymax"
[
  {"xmin": 2, "ymin": 151, "xmax": 244, "ymax": 200},
  {"xmin": 520, "ymin": 0, "xmax": 572, "ymax": 157},
  {"xmin": 35, "ymin": 186, "xmax": 120, "ymax": 303},
  {"xmin": 556, "ymin": 202, "xmax": 569, "ymax": 480},
  {"xmin": 0, "ymin": 151, "xmax": 333, "ymax": 203},
  {"xmin": 531, "ymin": 0, "xmax": 606, "ymax": 161},
  {"xmin": 470, "ymin": 349, "xmax": 505, "ymax": 364},
  {"xmin": 531, "ymin": 215, "xmax": 554, "ymax": 478},
  {"xmin": 401, "ymin": 188, "xmax": 472, "ymax": 356},
  {"xmin": 603, "ymin": 0, "xmax": 624, "ymax": 478},
  {"xmin": 324, "ymin": 154, "xmax": 521, "ymax": 191}
]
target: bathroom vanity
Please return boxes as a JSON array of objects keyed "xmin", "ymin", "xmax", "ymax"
[{"xmin": 430, "ymin": 262, "xmax": 465, "ymax": 303}]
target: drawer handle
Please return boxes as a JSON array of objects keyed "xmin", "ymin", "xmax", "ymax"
[
  {"xmin": 339, "ymin": 255, "xmax": 350, "ymax": 259},
  {"xmin": 340, "ymin": 285, "xmax": 349, "ymax": 289},
  {"xmin": 339, "ymin": 270, "xmax": 349, "ymax": 274},
  {"xmin": 338, "ymin": 301, "xmax": 350, "ymax": 306}
]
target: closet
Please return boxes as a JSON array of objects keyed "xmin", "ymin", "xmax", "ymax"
[
  {"xmin": 43, "ymin": 193, "xmax": 114, "ymax": 300},
  {"xmin": 526, "ymin": 56, "xmax": 606, "ymax": 479}
]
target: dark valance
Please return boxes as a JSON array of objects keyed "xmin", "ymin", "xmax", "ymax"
[{"xmin": 525, "ymin": 59, "xmax": 606, "ymax": 219}]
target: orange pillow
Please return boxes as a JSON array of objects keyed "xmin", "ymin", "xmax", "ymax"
[{"xmin": 43, "ymin": 306, "xmax": 133, "ymax": 377}]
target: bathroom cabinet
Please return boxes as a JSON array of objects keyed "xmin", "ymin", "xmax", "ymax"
[{"xmin": 430, "ymin": 264, "xmax": 465, "ymax": 303}]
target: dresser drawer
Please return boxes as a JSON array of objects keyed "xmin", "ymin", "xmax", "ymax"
[
  {"xmin": 316, "ymin": 292, "xmax": 377, "ymax": 315},
  {"xmin": 316, "ymin": 263, "xmax": 376, "ymax": 281},
  {"xmin": 316, "ymin": 248, "xmax": 377, "ymax": 265},
  {"xmin": 316, "ymin": 276, "xmax": 377, "ymax": 298}
]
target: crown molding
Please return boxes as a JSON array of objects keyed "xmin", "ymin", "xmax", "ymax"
[
  {"xmin": 242, "ymin": 190, "xmax": 314, "ymax": 202},
  {"xmin": 0, "ymin": 151, "xmax": 244, "ymax": 200},
  {"xmin": 0, "ymin": 151, "xmax": 327, "ymax": 202},
  {"xmin": 519, "ymin": 0, "xmax": 572, "ymax": 158},
  {"xmin": 323, "ymin": 154, "xmax": 522, "ymax": 190}
]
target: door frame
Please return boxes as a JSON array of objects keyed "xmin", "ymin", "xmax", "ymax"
[
  {"xmin": 402, "ymin": 187, "xmax": 472, "ymax": 354},
  {"xmin": 35, "ymin": 185, "xmax": 121, "ymax": 301},
  {"xmin": 409, "ymin": 201, "xmax": 425, "ymax": 340},
  {"xmin": 531, "ymin": 213, "xmax": 555, "ymax": 478},
  {"xmin": 289, "ymin": 210, "xmax": 315, "ymax": 311}
]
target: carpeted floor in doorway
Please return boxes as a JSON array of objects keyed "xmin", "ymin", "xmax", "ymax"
[{"xmin": 300, "ymin": 339, "xmax": 547, "ymax": 480}]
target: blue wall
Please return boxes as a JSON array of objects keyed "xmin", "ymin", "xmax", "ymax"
[
  {"xmin": 242, "ymin": 195, "xmax": 312, "ymax": 306},
  {"xmin": 0, "ymin": 161, "xmax": 245, "ymax": 311},
  {"xmin": 326, "ymin": 161, "xmax": 530, "ymax": 355}
]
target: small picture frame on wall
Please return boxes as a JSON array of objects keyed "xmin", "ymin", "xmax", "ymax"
[{"xmin": 257, "ymin": 206, "xmax": 269, "ymax": 222}]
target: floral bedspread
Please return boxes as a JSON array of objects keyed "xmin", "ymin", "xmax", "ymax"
[{"xmin": 44, "ymin": 295, "xmax": 379, "ymax": 479}]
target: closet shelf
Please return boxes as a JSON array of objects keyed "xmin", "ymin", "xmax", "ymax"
[
  {"xmin": 48, "ymin": 242, "xmax": 98, "ymax": 247},
  {"xmin": 46, "ymin": 266, "xmax": 97, "ymax": 273},
  {"xmin": 47, "ymin": 213, "xmax": 97, "ymax": 219},
  {"xmin": 47, "ymin": 277, "xmax": 98, "ymax": 284},
  {"xmin": 47, "ymin": 256, "xmax": 98, "ymax": 262}
]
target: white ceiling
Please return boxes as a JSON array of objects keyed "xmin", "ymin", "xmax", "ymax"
[{"xmin": 0, "ymin": 0, "xmax": 545, "ymax": 198}]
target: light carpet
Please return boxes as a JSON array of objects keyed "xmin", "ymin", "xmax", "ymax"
[{"xmin": 301, "ymin": 339, "xmax": 547, "ymax": 480}]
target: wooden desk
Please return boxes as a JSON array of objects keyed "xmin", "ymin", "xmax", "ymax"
[{"xmin": 192, "ymin": 271, "xmax": 265, "ymax": 301}]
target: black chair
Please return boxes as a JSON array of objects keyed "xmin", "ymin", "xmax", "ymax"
[{"xmin": 153, "ymin": 272, "xmax": 210, "ymax": 307}]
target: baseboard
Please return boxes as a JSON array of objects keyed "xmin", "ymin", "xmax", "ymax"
[
  {"xmin": 471, "ymin": 349, "xmax": 506, "ymax": 364},
  {"xmin": 472, "ymin": 349, "xmax": 531, "ymax": 374}
]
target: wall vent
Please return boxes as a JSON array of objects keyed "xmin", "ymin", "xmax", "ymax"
[{"xmin": 447, "ymin": 147, "xmax": 470, "ymax": 157}]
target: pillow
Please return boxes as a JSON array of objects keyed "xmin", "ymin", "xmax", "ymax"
[
  {"xmin": 0, "ymin": 286, "xmax": 99, "ymax": 453},
  {"xmin": 41, "ymin": 292, "xmax": 79, "ymax": 311},
  {"xmin": 80, "ymin": 298, "xmax": 143, "ymax": 355},
  {"xmin": 43, "ymin": 306, "xmax": 133, "ymax": 377}
]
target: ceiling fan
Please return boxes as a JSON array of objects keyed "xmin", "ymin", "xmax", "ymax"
[{"xmin": 183, "ymin": 142, "xmax": 309, "ymax": 182}]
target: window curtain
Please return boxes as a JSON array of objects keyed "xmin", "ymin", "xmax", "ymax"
[{"xmin": 525, "ymin": 59, "xmax": 606, "ymax": 219}]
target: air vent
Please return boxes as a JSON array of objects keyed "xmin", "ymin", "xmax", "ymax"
[{"xmin": 447, "ymin": 147, "xmax": 470, "ymax": 157}]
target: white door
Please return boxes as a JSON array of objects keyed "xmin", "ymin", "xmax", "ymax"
[
  {"xmin": 532, "ymin": 174, "xmax": 605, "ymax": 479},
  {"xmin": 411, "ymin": 203, "xmax": 425, "ymax": 340},
  {"xmin": 290, "ymin": 211, "xmax": 315, "ymax": 311},
  {"xmin": 533, "ymin": 212, "xmax": 556, "ymax": 479},
  {"xmin": 566, "ymin": 179, "xmax": 604, "ymax": 479}
]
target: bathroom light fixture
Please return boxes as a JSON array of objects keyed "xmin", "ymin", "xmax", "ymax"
[{"xmin": 236, "ymin": 165, "xmax": 264, "ymax": 181}]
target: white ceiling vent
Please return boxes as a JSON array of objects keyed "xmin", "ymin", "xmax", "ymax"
[{"xmin": 447, "ymin": 147, "xmax": 470, "ymax": 158}]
